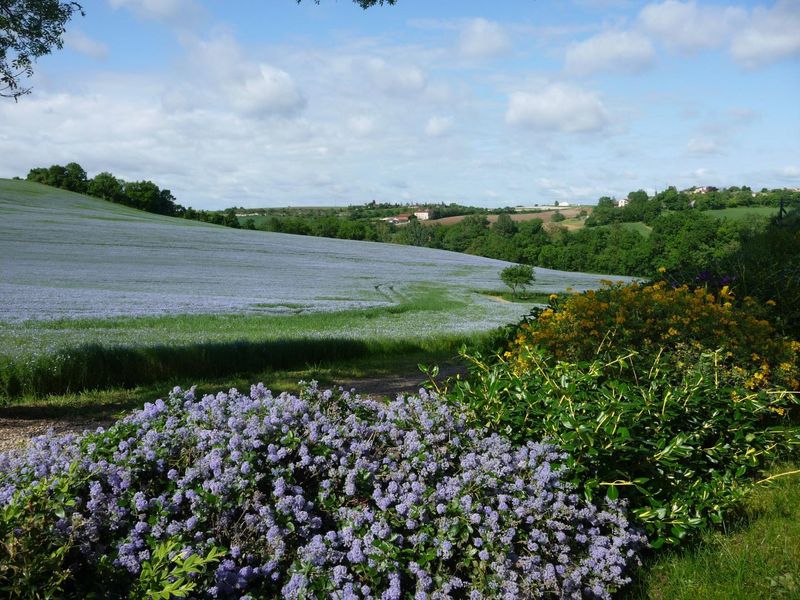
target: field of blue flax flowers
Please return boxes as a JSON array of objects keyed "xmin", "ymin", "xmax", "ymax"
[{"xmin": 0, "ymin": 384, "xmax": 645, "ymax": 599}]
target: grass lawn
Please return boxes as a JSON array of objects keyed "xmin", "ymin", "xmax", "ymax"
[{"xmin": 625, "ymin": 466, "xmax": 800, "ymax": 599}]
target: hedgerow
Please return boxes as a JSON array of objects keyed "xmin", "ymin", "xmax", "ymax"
[
  {"xmin": 450, "ymin": 284, "xmax": 800, "ymax": 547},
  {"xmin": 0, "ymin": 385, "xmax": 644, "ymax": 599}
]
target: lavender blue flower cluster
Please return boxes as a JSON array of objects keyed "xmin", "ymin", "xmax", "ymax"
[{"xmin": 0, "ymin": 384, "xmax": 644, "ymax": 598}]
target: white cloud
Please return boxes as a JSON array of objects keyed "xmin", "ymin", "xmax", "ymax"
[
  {"xmin": 506, "ymin": 83, "xmax": 609, "ymax": 133},
  {"xmin": 64, "ymin": 31, "xmax": 109, "ymax": 60},
  {"xmin": 167, "ymin": 35, "xmax": 306, "ymax": 118},
  {"xmin": 686, "ymin": 137, "xmax": 719, "ymax": 155},
  {"xmin": 458, "ymin": 18, "xmax": 511, "ymax": 59},
  {"xmin": 108, "ymin": 0, "xmax": 201, "ymax": 24},
  {"xmin": 566, "ymin": 30, "xmax": 655, "ymax": 75},
  {"xmin": 347, "ymin": 115, "xmax": 379, "ymax": 137},
  {"xmin": 229, "ymin": 65, "xmax": 306, "ymax": 117},
  {"xmin": 731, "ymin": 0, "xmax": 800, "ymax": 68},
  {"xmin": 424, "ymin": 116, "xmax": 453, "ymax": 137},
  {"xmin": 639, "ymin": 0, "xmax": 746, "ymax": 53},
  {"xmin": 364, "ymin": 58, "xmax": 426, "ymax": 95}
]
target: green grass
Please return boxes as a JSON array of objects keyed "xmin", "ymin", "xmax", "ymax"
[
  {"xmin": 0, "ymin": 347, "xmax": 462, "ymax": 422},
  {"xmin": 474, "ymin": 290, "xmax": 552, "ymax": 304},
  {"xmin": 619, "ymin": 221, "xmax": 653, "ymax": 236},
  {"xmin": 624, "ymin": 466, "xmax": 800, "ymax": 599},
  {"xmin": 705, "ymin": 206, "xmax": 779, "ymax": 221}
]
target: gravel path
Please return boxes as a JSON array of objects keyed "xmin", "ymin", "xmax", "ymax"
[{"xmin": 0, "ymin": 417, "xmax": 114, "ymax": 453}]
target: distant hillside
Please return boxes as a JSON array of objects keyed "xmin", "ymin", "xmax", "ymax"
[{"xmin": 0, "ymin": 179, "xmax": 616, "ymax": 323}]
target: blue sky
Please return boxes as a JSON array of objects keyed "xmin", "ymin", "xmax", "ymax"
[{"xmin": 1, "ymin": 0, "xmax": 798, "ymax": 209}]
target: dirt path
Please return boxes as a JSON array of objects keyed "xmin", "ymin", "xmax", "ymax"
[{"xmin": 0, "ymin": 365, "xmax": 468, "ymax": 453}]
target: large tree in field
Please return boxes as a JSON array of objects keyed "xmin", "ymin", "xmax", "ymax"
[{"xmin": 1, "ymin": 0, "xmax": 83, "ymax": 100}]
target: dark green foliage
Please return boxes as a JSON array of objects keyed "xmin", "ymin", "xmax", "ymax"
[
  {"xmin": 449, "ymin": 347, "xmax": 800, "ymax": 547},
  {"xmin": 0, "ymin": 335, "xmax": 473, "ymax": 399},
  {"xmin": 27, "ymin": 163, "xmax": 185, "ymax": 217},
  {"xmin": 0, "ymin": 473, "xmax": 80, "ymax": 598},
  {"xmin": 499, "ymin": 264, "xmax": 534, "ymax": 296},
  {"xmin": 0, "ymin": 339, "xmax": 367, "ymax": 398},
  {"xmin": 717, "ymin": 208, "xmax": 800, "ymax": 337},
  {"xmin": 86, "ymin": 171, "xmax": 124, "ymax": 203},
  {"xmin": 647, "ymin": 211, "xmax": 741, "ymax": 277},
  {"xmin": 0, "ymin": 0, "xmax": 83, "ymax": 99},
  {"xmin": 26, "ymin": 162, "xmax": 86, "ymax": 193}
]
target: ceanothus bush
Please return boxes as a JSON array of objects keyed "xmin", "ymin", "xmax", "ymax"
[{"xmin": 0, "ymin": 384, "xmax": 644, "ymax": 598}]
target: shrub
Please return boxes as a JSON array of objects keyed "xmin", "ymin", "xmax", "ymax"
[
  {"xmin": 449, "ymin": 347, "xmax": 800, "ymax": 548},
  {"xmin": 499, "ymin": 264, "xmax": 535, "ymax": 297},
  {"xmin": 508, "ymin": 282, "xmax": 799, "ymax": 390},
  {"xmin": 0, "ymin": 385, "xmax": 644, "ymax": 599}
]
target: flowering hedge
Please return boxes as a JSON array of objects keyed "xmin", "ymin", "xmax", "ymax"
[
  {"xmin": 0, "ymin": 385, "xmax": 644, "ymax": 599},
  {"xmin": 508, "ymin": 282, "xmax": 799, "ymax": 390}
]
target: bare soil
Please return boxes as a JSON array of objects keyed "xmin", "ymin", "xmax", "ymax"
[{"xmin": 424, "ymin": 208, "xmax": 588, "ymax": 226}]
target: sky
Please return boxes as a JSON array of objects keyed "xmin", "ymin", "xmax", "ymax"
[{"xmin": 1, "ymin": 0, "xmax": 799, "ymax": 209}]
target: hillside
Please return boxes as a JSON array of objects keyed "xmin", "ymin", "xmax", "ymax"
[{"xmin": 0, "ymin": 179, "xmax": 620, "ymax": 324}]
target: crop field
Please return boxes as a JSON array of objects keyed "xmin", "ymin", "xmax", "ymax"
[{"xmin": 0, "ymin": 179, "xmax": 628, "ymax": 396}]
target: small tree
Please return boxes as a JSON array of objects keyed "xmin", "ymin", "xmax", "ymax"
[{"xmin": 500, "ymin": 264, "xmax": 535, "ymax": 298}]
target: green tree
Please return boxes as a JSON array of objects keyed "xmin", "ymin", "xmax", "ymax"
[
  {"xmin": 61, "ymin": 161, "xmax": 87, "ymax": 192},
  {"xmin": 123, "ymin": 180, "xmax": 179, "ymax": 216},
  {"xmin": 1, "ymin": 1, "xmax": 84, "ymax": 100},
  {"xmin": 500, "ymin": 264, "xmax": 535, "ymax": 297},
  {"xmin": 492, "ymin": 212, "xmax": 518, "ymax": 237},
  {"xmin": 87, "ymin": 171, "xmax": 124, "ymax": 203}
]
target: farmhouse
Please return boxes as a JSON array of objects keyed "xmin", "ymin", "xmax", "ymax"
[{"xmin": 381, "ymin": 213, "xmax": 412, "ymax": 224}]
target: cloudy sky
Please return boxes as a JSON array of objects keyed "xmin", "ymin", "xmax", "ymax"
[{"xmin": 1, "ymin": 0, "xmax": 799, "ymax": 209}]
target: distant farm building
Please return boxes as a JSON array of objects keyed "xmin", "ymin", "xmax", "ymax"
[
  {"xmin": 690, "ymin": 186, "xmax": 718, "ymax": 194},
  {"xmin": 381, "ymin": 213, "xmax": 412, "ymax": 224},
  {"xmin": 414, "ymin": 211, "xmax": 430, "ymax": 220}
]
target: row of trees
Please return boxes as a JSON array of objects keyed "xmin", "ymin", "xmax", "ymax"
[
  {"xmin": 253, "ymin": 208, "xmax": 773, "ymax": 280},
  {"xmin": 27, "ymin": 163, "xmax": 183, "ymax": 216},
  {"xmin": 26, "ymin": 163, "xmax": 244, "ymax": 227},
  {"xmin": 587, "ymin": 186, "xmax": 799, "ymax": 227}
]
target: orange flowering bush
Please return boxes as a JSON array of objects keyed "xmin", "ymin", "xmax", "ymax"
[{"xmin": 506, "ymin": 282, "xmax": 799, "ymax": 390}]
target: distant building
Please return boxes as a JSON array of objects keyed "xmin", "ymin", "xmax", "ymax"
[
  {"xmin": 381, "ymin": 213, "xmax": 411, "ymax": 224},
  {"xmin": 690, "ymin": 186, "xmax": 718, "ymax": 195},
  {"xmin": 413, "ymin": 211, "xmax": 430, "ymax": 220},
  {"xmin": 616, "ymin": 198, "xmax": 629, "ymax": 207}
]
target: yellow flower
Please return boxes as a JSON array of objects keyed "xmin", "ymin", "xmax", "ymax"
[
  {"xmin": 766, "ymin": 299, "xmax": 777, "ymax": 307},
  {"xmin": 658, "ymin": 266, "xmax": 666, "ymax": 273}
]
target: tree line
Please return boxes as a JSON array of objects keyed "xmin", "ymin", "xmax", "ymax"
[
  {"xmin": 587, "ymin": 186, "xmax": 800, "ymax": 227},
  {"xmin": 25, "ymin": 163, "xmax": 242, "ymax": 228}
]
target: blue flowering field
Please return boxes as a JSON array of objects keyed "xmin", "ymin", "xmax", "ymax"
[{"xmin": 0, "ymin": 179, "xmax": 625, "ymax": 397}]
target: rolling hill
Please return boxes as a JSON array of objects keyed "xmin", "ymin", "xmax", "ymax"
[{"xmin": 0, "ymin": 179, "xmax": 620, "ymax": 323}]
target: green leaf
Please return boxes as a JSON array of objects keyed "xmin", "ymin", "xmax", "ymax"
[{"xmin": 607, "ymin": 485, "xmax": 619, "ymax": 501}]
